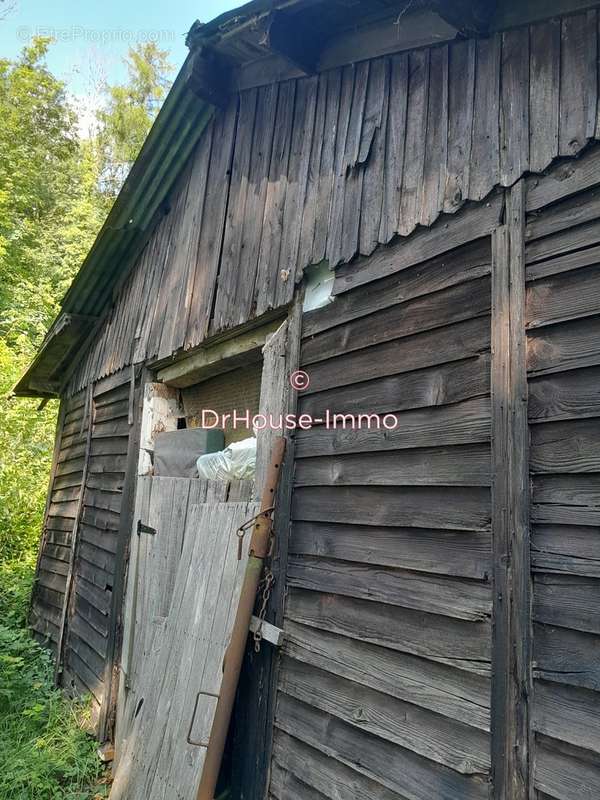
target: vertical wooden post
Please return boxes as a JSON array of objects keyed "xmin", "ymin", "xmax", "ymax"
[
  {"xmin": 229, "ymin": 296, "xmax": 303, "ymax": 799},
  {"xmin": 99, "ymin": 364, "xmax": 144, "ymax": 742},
  {"xmin": 491, "ymin": 181, "xmax": 531, "ymax": 799}
]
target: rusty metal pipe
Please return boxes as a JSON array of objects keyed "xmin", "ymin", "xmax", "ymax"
[{"xmin": 196, "ymin": 437, "xmax": 286, "ymax": 800}]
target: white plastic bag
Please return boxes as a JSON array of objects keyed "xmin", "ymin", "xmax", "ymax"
[{"xmin": 196, "ymin": 436, "xmax": 256, "ymax": 480}]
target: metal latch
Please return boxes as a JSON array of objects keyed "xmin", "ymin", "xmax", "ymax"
[{"xmin": 137, "ymin": 520, "xmax": 157, "ymax": 537}]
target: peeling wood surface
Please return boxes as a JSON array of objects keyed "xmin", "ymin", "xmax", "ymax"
[{"xmin": 66, "ymin": 9, "xmax": 600, "ymax": 395}]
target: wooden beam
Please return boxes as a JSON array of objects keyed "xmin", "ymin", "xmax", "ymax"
[
  {"xmin": 492, "ymin": 0, "xmax": 600, "ymax": 31},
  {"xmin": 235, "ymin": 9, "xmax": 458, "ymax": 92},
  {"xmin": 187, "ymin": 47, "xmax": 232, "ymax": 109},
  {"xmin": 249, "ymin": 615, "xmax": 284, "ymax": 647},
  {"xmin": 156, "ymin": 318, "xmax": 284, "ymax": 388},
  {"xmin": 98, "ymin": 365, "xmax": 144, "ymax": 743},
  {"xmin": 251, "ymin": 10, "xmax": 330, "ymax": 74},
  {"xmin": 432, "ymin": 0, "xmax": 495, "ymax": 35},
  {"xmin": 490, "ymin": 181, "xmax": 531, "ymax": 799}
]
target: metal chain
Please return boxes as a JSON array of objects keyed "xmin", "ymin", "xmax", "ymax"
[{"xmin": 253, "ymin": 567, "xmax": 275, "ymax": 653}]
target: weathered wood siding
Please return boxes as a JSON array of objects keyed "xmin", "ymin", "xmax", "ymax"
[
  {"xmin": 31, "ymin": 390, "xmax": 88, "ymax": 649},
  {"xmin": 525, "ymin": 155, "xmax": 600, "ymax": 799},
  {"xmin": 31, "ymin": 370, "xmax": 137, "ymax": 725},
  {"xmin": 61, "ymin": 373, "xmax": 134, "ymax": 713},
  {"xmin": 270, "ymin": 234, "xmax": 494, "ymax": 799},
  {"xmin": 67, "ymin": 9, "xmax": 600, "ymax": 396}
]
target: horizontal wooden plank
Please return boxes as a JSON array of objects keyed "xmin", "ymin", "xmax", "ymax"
[
  {"xmin": 530, "ymin": 418, "xmax": 600, "ymax": 473},
  {"xmin": 79, "ymin": 523, "xmax": 118, "ymax": 555},
  {"xmin": 45, "ymin": 514, "xmax": 77, "ymax": 533},
  {"xmin": 526, "ymin": 186, "xmax": 600, "ymax": 242},
  {"xmin": 81, "ymin": 505, "xmax": 120, "ymax": 532},
  {"xmin": 534, "ymin": 735, "xmax": 600, "ymax": 800},
  {"xmin": 301, "ymin": 315, "xmax": 491, "ymax": 395},
  {"xmin": 333, "ymin": 192, "xmax": 502, "ymax": 294},
  {"xmin": 278, "ymin": 656, "xmax": 490, "ymax": 774},
  {"xmin": 285, "ymin": 588, "xmax": 491, "ymax": 671},
  {"xmin": 526, "ymin": 263, "xmax": 600, "ymax": 329},
  {"xmin": 46, "ymin": 499, "xmax": 79, "ymax": 520},
  {"xmin": 526, "ymin": 146, "xmax": 600, "ymax": 212},
  {"xmin": 66, "ymin": 630, "xmax": 106, "ymax": 680},
  {"xmin": 86, "ymin": 454, "xmax": 129, "ymax": 475},
  {"xmin": 532, "ymin": 525, "xmax": 600, "ymax": 577},
  {"xmin": 45, "ymin": 529, "xmax": 71, "ymax": 547},
  {"xmin": 528, "ymin": 367, "xmax": 600, "ymax": 422},
  {"xmin": 51, "ymin": 485, "xmax": 81, "ymax": 504},
  {"xmin": 534, "ymin": 574, "xmax": 600, "ymax": 634},
  {"xmin": 299, "ymin": 354, "xmax": 490, "ymax": 420},
  {"xmin": 534, "ymin": 623, "xmax": 600, "ymax": 691},
  {"xmin": 90, "ymin": 437, "xmax": 129, "ymax": 458},
  {"xmin": 303, "ymin": 237, "xmax": 491, "ymax": 338},
  {"xmin": 57, "ymin": 442, "xmax": 87, "ymax": 464},
  {"xmin": 54, "ymin": 458, "xmax": 85, "ymax": 478},
  {"xmin": 61, "ymin": 418, "xmax": 88, "ymax": 438},
  {"xmin": 92, "ymin": 417, "xmax": 130, "ymax": 439},
  {"xmin": 275, "ymin": 694, "xmax": 490, "ymax": 800},
  {"xmin": 36, "ymin": 568, "xmax": 68, "ymax": 595},
  {"xmin": 302, "ymin": 277, "xmax": 490, "ymax": 366},
  {"xmin": 289, "ymin": 521, "xmax": 491, "ymax": 580},
  {"xmin": 64, "ymin": 649, "xmax": 104, "ymax": 705},
  {"xmin": 30, "ymin": 604, "xmax": 60, "ymax": 639},
  {"xmin": 269, "ymin": 730, "xmax": 390, "ymax": 800},
  {"xmin": 68, "ymin": 610, "xmax": 108, "ymax": 660},
  {"xmin": 286, "ymin": 556, "xmax": 490, "ymax": 621},
  {"xmin": 533, "ymin": 680, "xmax": 600, "ymax": 756},
  {"xmin": 76, "ymin": 556, "xmax": 112, "ymax": 592},
  {"xmin": 532, "ymin": 474, "xmax": 600, "ymax": 507},
  {"xmin": 292, "ymin": 485, "xmax": 491, "ymax": 532},
  {"xmin": 531, "ymin": 503, "xmax": 600, "ymax": 527},
  {"xmin": 526, "ymin": 242, "xmax": 600, "ymax": 282},
  {"xmin": 294, "ymin": 444, "xmax": 491, "ymax": 488},
  {"xmin": 78, "ymin": 542, "xmax": 116, "ymax": 574},
  {"xmin": 93, "ymin": 398, "xmax": 130, "ymax": 424},
  {"xmin": 525, "ymin": 219, "xmax": 600, "ymax": 265},
  {"xmin": 42, "ymin": 542, "xmax": 70, "ymax": 563},
  {"xmin": 71, "ymin": 588, "xmax": 110, "ymax": 636},
  {"xmin": 93, "ymin": 373, "xmax": 130, "ymax": 402},
  {"xmin": 294, "ymin": 397, "xmax": 491, "ymax": 458},
  {"xmin": 32, "ymin": 584, "xmax": 64, "ymax": 612},
  {"xmin": 84, "ymin": 472, "xmax": 125, "ymax": 493},
  {"xmin": 52, "ymin": 472, "xmax": 84, "ymax": 491},
  {"xmin": 271, "ymin": 731, "xmax": 399, "ymax": 800},
  {"xmin": 39, "ymin": 555, "xmax": 69, "ymax": 577},
  {"xmin": 283, "ymin": 620, "xmax": 490, "ymax": 731},
  {"xmin": 83, "ymin": 487, "xmax": 123, "ymax": 514},
  {"xmin": 527, "ymin": 316, "xmax": 600, "ymax": 375}
]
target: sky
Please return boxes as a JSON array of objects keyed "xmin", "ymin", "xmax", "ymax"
[{"xmin": 0, "ymin": 0, "xmax": 241, "ymax": 96}]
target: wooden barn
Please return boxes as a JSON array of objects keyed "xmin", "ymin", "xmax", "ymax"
[{"xmin": 16, "ymin": 0, "xmax": 600, "ymax": 797}]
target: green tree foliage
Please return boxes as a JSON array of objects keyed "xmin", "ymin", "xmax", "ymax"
[
  {"xmin": 0, "ymin": 36, "xmax": 173, "ymax": 798},
  {"xmin": 96, "ymin": 42, "xmax": 172, "ymax": 197}
]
